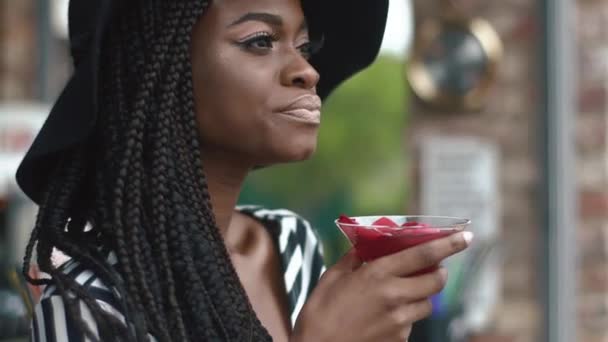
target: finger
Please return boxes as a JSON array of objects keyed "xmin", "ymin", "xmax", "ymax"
[
  {"xmin": 406, "ymin": 298, "xmax": 434, "ymax": 323},
  {"xmin": 374, "ymin": 231, "xmax": 473, "ymax": 277},
  {"xmin": 387, "ymin": 267, "xmax": 448, "ymax": 302},
  {"xmin": 384, "ymin": 299, "xmax": 433, "ymax": 331}
]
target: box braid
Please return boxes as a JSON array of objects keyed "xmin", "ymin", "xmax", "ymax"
[{"xmin": 22, "ymin": 0, "xmax": 274, "ymax": 341}]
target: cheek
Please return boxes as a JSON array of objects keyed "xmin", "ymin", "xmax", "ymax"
[
  {"xmin": 192, "ymin": 55, "xmax": 274, "ymax": 149},
  {"xmin": 190, "ymin": 49, "xmax": 319, "ymax": 164}
]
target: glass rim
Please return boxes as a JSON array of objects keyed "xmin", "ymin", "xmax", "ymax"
[{"xmin": 334, "ymin": 215, "xmax": 471, "ymax": 229}]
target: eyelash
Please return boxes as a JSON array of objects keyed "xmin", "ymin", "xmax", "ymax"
[
  {"xmin": 238, "ymin": 31, "xmax": 279, "ymax": 51},
  {"xmin": 237, "ymin": 31, "xmax": 323, "ymax": 59},
  {"xmin": 299, "ymin": 39, "xmax": 324, "ymax": 59}
]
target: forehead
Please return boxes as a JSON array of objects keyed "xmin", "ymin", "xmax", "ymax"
[{"xmin": 206, "ymin": 0, "xmax": 306, "ymax": 26}]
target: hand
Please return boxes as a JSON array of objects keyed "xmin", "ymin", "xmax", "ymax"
[{"xmin": 291, "ymin": 231, "xmax": 473, "ymax": 342}]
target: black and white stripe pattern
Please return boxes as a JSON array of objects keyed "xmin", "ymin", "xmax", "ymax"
[
  {"xmin": 237, "ymin": 206, "xmax": 327, "ymax": 326},
  {"xmin": 30, "ymin": 250, "xmax": 138, "ymax": 342},
  {"xmin": 30, "ymin": 206, "xmax": 326, "ymax": 340}
]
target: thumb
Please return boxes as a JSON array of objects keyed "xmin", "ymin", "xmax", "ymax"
[{"xmin": 333, "ymin": 248, "xmax": 363, "ymax": 272}]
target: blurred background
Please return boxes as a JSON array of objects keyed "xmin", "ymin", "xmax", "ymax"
[{"xmin": 0, "ymin": 0, "xmax": 600, "ymax": 341}]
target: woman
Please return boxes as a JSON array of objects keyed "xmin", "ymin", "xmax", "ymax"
[{"xmin": 17, "ymin": 0, "xmax": 472, "ymax": 341}]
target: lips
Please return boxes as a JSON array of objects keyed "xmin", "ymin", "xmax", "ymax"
[{"xmin": 278, "ymin": 95, "xmax": 322, "ymax": 124}]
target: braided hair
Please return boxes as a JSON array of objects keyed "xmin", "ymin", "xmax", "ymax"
[{"xmin": 22, "ymin": 1, "xmax": 272, "ymax": 341}]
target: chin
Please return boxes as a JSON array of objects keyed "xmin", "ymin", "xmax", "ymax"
[
  {"xmin": 251, "ymin": 127, "xmax": 320, "ymax": 165},
  {"xmin": 289, "ymin": 145, "xmax": 317, "ymax": 162},
  {"xmin": 285, "ymin": 132, "xmax": 319, "ymax": 161},
  {"xmin": 259, "ymin": 140, "xmax": 318, "ymax": 166},
  {"xmin": 278, "ymin": 142, "xmax": 317, "ymax": 163}
]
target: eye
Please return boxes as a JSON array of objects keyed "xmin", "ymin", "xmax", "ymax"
[
  {"xmin": 238, "ymin": 32, "xmax": 278, "ymax": 53},
  {"xmin": 297, "ymin": 37, "xmax": 324, "ymax": 60}
]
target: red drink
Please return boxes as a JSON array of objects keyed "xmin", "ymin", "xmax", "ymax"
[{"xmin": 336, "ymin": 215, "xmax": 468, "ymax": 275}]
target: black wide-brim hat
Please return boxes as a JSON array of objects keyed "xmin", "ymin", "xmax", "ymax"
[{"xmin": 16, "ymin": 0, "xmax": 389, "ymax": 205}]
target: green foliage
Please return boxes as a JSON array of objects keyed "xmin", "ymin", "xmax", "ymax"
[{"xmin": 239, "ymin": 55, "xmax": 410, "ymax": 263}]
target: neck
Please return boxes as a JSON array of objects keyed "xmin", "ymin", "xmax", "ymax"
[{"xmin": 200, "ymin": 151, "xmax": 251, "ymax": 236}]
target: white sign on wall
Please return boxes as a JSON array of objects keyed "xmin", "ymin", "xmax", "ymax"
[
  {"xmin": 420, "ymin": 135, "xmax": 499, "ymax": 239},
  {"xmin": 419, "ymin": 135, "xmax": 501, "ymax": 333}
]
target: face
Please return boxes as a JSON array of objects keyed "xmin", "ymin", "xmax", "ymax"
[{"xmin": 191, "ymin": 0, "xmax": 321, "ymax": 168}]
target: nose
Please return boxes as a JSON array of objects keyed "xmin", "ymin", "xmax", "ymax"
[{"xmin": 280, "ymin": 53, "xmax": 320, "ymax": 90}]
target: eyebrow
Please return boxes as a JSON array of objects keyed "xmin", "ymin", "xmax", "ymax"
[
  {"xmin": 228, "ymin": 12, "xmax": 308, "ymax": 32},
  {"xmin": 229, "ymin": 12, "xmax": 283, "ymax": 27}
]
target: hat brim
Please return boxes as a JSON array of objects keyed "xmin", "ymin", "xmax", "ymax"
[
  {"xmin": 16, "ymin": 58, "xmax": 97, "ymax": 204},
  {"xmin": 306, "ymin": 0, "xmax": 389, "ymax": 99},
  {"xmin": 16, "ymin": 0, "xmax": 389, "ymax": 204}
]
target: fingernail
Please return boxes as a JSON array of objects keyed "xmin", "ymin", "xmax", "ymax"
[{"xmin": 463, "ymin": 231, "xmax": 474, "ymax": 245}]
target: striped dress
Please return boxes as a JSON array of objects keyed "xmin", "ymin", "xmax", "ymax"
[{"xmin": 30, "ymin": 206, "xmax": 327, "ymax": 341}]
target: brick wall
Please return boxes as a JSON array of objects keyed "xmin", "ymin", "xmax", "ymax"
[
  {"xmin": 408, "ymin": 1, "xmax": 543, "ymax": 342},
  {"xmin": 0, "ymin": 0, "xmax": 37, "ymax": 99},
  {"xmin": 410, "ymin": 1, "xmax": 608, "ymax": 342},
  {"xmin": 576, "ymin": 1, "xmax": 608, "ymax": 341},
  {"xmin": 1, "ymin": 0, "xmax": 70, "ymax": 102}
]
